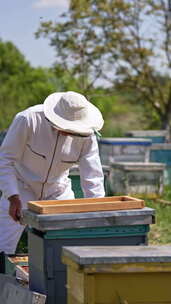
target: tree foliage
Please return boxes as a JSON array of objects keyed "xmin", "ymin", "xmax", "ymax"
[
  {"xmin": 0, "ymin": 40, "xmax": 57, "ymax": 129},
  {"xmin": 36, "ymin": 0, "xmax": 171, "ymax": 131}
]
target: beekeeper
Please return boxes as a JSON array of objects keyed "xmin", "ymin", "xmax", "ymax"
[{"xmin": 0, "ymin": 91, "xmax": 105, "ymax": 254}]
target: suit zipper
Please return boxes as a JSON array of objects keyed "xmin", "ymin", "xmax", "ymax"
[{"xmin": 39, "ymin": 132, "xmax": 59, "ymax": 200}]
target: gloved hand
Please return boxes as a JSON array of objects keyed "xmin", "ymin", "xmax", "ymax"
[{"xmin": 8, "ymin": 194, "xmax": 22, "ymax": 222}]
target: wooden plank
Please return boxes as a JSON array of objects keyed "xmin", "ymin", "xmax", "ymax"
[
  {"xmin": 28, "ymin": 195, "xmax": 143, "ymax": 206},
  {"xmin": 28, "ymin": 199, "xmax": 145, "ymax": 214},
  {"xmin": 29, "ymin": 200, "xmax": 144, "ymax": 209},
  {"xmin": 28, "ymin": 198, "xmax": 139, "ymax": 207}
]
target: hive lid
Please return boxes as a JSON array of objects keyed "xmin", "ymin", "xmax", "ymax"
[
  {"xmin": 22, "ymin": 207, "xmax": 155, "ymax": 231},
  {"xmin": 126, "ymin": 130, "xmax": 168, "ymax": 137},
  {"xmin": 99, "ymin": 137, "xmax": 152, "ymax": 145},
  {"xmin": 111, "ymin": 162, "xmax": 166, "ymax": 170},
  {"xmin": 62, "ymin": 245, "xmax": 171, "ymax": 265}
]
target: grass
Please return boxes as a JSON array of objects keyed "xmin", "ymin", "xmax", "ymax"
[
  {"xmin": 147, "ymin": 200, "xmax": 171, "ymax": 244},
  {"xmin": 146, "ymin": 186, "xmax": 171, "ymax": 245}
]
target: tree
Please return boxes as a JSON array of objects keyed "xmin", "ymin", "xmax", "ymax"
[
  {"xmin": 0, "ymin": 40, "xmax": 57, "ymax": 129},
  {"xmin": 36, "ymin": 0, "xmax": 131, "ymax": 93},
  {"xmin": 36, "ymin": 0, "xmax": 171, "ymax": 131}
]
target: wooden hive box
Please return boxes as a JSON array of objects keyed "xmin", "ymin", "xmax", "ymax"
[
  {"xmin": 109, "ymin": 162, "xmax": 165, "ymax": 199},
  {"xmin": 62, "ymin": 245, "xmax": 171, "ymax": 304},
  {"xmin": 28, "ymin": 196, "xmax": 145, "ymax": 214}
]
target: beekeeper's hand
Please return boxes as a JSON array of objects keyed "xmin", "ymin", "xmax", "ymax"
[{"xmin": 8, "ymin": 194, "xmax": 22, "ymax": 222}]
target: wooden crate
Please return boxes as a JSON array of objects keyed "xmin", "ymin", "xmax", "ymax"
[{"xmin": 28, "ymin": 196, "xmax": 145, "ymax": 214}]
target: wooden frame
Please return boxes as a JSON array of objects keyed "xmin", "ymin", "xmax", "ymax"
[{"xmin": 28, "ymin": 196, "xmax": 145, "ymax": 214}]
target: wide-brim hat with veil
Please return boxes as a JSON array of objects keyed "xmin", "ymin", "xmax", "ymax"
[{"xmin": 44, "ymin": 91, "xmax": 104, "ymax": 136}]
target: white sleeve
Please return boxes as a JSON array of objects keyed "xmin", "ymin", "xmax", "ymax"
[
  {"xmin": 0, "ymin": 113, "xmax": 29, "ymax": 198},
  {"xmin": 78, "ymin": 134, "xmax": 105, "ymax": 198}
]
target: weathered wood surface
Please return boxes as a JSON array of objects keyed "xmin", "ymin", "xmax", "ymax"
[
  {"xmin": 28, "ymin": 196, "xmax": 144, "ymax": 214},
  {"xmin": 109, "ymin": 162, "xmax": 165, "ymax": 198},
  {"xmin": 62, "ymin": 245, "xmax": 171, "ymax": 266},
  {"xmin": 110, "ymin": 162, "xmax": 165, "ymax": 171},
  {"xmin": 63, "ymin": 245, "xmax": 171, "ymax": 304},
  {"xmin": 22, "ymin": 207, "xmax": 155, "ymax": 231},
  {"xmin": 99, "ymin": 137, "xmax": 152, "ymax": 164}
]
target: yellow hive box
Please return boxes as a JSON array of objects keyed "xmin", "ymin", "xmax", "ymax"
[{"xmin": 62, "ymin": 245, "xmax": 171, "ymax": 304}]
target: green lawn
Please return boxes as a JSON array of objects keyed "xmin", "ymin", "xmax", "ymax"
[{"xmin": 146, "ymin": 187, "xmax": 171, "ymax": 245}]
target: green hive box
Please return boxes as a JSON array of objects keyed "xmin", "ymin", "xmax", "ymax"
[
  {"xmin": 150, "ymin": 143, "xmax": 171, "ymax": 185},
  {"xmin": 69, "ymin": 165, "xmax": 111, "ymax": 197}
]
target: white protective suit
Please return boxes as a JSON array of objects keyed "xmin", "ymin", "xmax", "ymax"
[{"xmin": 0, "ymin": 104, "xmax": 105, "ymax": 254}]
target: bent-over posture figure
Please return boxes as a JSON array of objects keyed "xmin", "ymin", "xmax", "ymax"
[{"xmin": 0, "ymin": 91, "xmax": 105, "ymax": 254}]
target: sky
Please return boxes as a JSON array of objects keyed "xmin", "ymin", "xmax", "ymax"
[
  {"xmin": 0, "ymin": 0, "xmax": 69, "ymax": 67},
  {"xmin": 0, "ymin": 1, "xmax": 169, "ymax": 73}
]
